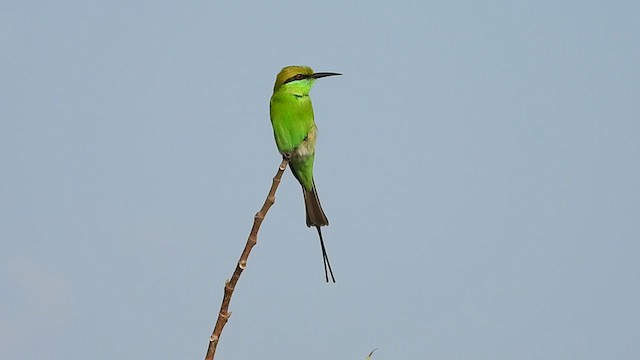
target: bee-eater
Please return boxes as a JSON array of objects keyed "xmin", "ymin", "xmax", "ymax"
[{"xmin": 269, "ymin": 65, "xmax": 341, "ymax": 283}]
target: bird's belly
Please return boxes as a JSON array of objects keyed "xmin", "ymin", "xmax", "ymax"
[
  {"xmin": 293, "ymin": 142, "xmax": 314, "ymax": 158},
  {"xmin": 291, "ymin": 126, "xmax": 317, "ymax": 158}
]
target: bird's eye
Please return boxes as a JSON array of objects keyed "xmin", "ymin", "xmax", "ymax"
[{"xmin": 284, "ymin": 73, "xmax": 306, "ymax": 84}]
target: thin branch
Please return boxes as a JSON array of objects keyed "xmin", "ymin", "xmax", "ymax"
[{"xmin": 204, "ymin": 156, "xmax": 290, "ymax": 360}]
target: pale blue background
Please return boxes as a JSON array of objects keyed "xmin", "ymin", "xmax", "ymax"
[{"xmin": 1, "ymin": 1, "xmax": 639, "ymax": 359}]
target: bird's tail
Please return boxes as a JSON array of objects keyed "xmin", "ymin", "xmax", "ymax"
[
  {"xmin": 303, "ymin": 183, "xmax": 335, "ymax": 283},
  {"xmin": 303, "ymin": 182, "xmax": 328, "ymax": 227}
]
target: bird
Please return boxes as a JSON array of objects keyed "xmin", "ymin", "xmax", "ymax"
[{"xmin": 269, "ymin": 65, "xmax": 341, "ymax": 283}]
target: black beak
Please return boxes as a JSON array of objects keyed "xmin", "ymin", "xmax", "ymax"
[{"xmin": 311, "ymin": 72, "xmax": 342, "ymax": 79}]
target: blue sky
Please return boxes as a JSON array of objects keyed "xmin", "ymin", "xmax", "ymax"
[{"xmin": 1, "ymin": 1, "xmax": 639, "ymax": 359}]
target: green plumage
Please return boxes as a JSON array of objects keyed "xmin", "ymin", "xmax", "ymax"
[
  {"xmin": 269, "ymin": 65, "xmax": 341, "ymax": 283},
  {"xmin": 270, "ymin": 86, "xmax": 316, "ymax": 190}
]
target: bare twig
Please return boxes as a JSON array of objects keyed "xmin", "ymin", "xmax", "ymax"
[{"xmin": 204, "ymin": 156, "xmax": 290, "ymax": 360}]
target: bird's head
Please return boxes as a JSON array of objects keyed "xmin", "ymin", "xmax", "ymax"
[{"xmin": 273, "ymin": 65, "xmax": 341, "ymax": 95}]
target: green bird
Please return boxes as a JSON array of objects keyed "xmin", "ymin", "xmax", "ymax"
[{"xmin": 270, "ymin": 65, "xmax": 341, "ymax": 283}]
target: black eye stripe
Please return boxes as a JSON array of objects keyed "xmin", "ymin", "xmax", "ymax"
[{"xmin": 284, "ymin": 74, "xmax": 308, "ymax": 84}]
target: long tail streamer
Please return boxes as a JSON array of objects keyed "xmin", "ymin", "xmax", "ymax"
[{"xmin": 316, "ymin": 226, "xmax": 335, "ymax": 283}]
